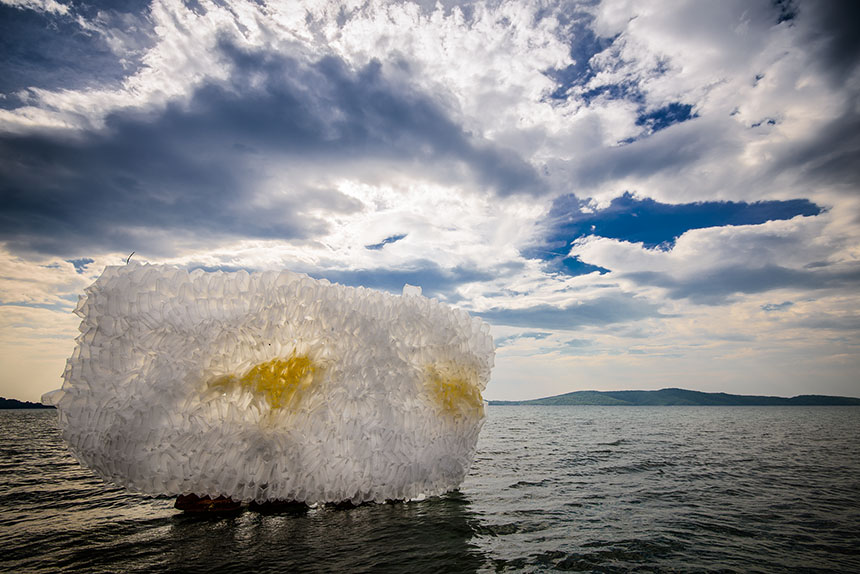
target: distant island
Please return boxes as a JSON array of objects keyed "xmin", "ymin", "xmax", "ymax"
[
  {"xmin": 488, "ymin": 388, "xmax": 860, "ymax": 406},
  {"xmin": 0, "ymin": 397, "xmax": 55, "ymax": 409},
  {"xmin": 5, "ymin": 389, "xmax": 859, "ymax": 409}
]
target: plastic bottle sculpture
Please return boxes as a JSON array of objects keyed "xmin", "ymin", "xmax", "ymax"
[{"xmin": 43, "ymin": 264, "xmax": 494, "ymax": 506}]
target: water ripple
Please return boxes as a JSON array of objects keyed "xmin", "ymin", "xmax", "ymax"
[{"xmin": 2, "ymin": 407, "xmax": 859, "ymax": 572}]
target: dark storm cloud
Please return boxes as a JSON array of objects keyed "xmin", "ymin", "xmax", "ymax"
[
  {"xmin": 0, "ymin": 115, "xmax": 349, "ymax": 255},
  {"xmin": 0, "ymin": 43, "xmax": 543, "ymax": 257},
  {"xmin": 477, "ymin": 293, "xmax": 665, "ymax": 330},
  {"xmin": 625, "ymin": 263, "xmax": 860, "ymax": 305},
  {"xmin": 761, "ymin": 1, "xmax": 860, "ymax": 192},
  {"xmin": 773, "ymin": 106, "xmax": 860, "ymax": 192},
  {"xmin": 0, "ymin": 2, "xmax": 153, "ymax": 105},
  {"xmin": 799, "ymin": 0, "xmax": 860, "ymax": 84},
  {"xmin": 214, "ymin": 45, "xmax": 542, "ymax": 195},
  {"xmin": 766, "ymin": 2, "xmax": 860, "ymax": 192}
]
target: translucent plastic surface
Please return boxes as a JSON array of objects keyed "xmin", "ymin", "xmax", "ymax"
[{"xmin": 44, "ymin": 263, "xmax": 494, "ymax": 504}]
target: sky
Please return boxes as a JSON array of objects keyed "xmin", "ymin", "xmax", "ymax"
[{"xmin": 1, "ymin": 0, "xmax": 858, "ymax": 403}]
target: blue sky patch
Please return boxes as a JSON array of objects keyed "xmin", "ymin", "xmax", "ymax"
[
  {"xmin": 527, "ymin": 192, "xmax": 821, "ymax": 276},
  {"xmin": 544, "ymin": 13, "xmax": 618, "ymax": 101},
  {"xmin": 0, "ymin": 299, "xmax": 75, "ymax": 313},
  {"xmin": 365, "ymin": 233, "xmax": 407, "ymax": 250},
  {"xmin": 580, "ymin": 81, "xmax": 645, "ymax": 106},
  {"xmin": 495, "ymin": 331, "xmax": 552, "ymax": 347},
  {"xmin": 774, "ymin": 0, "xmax": 797, "ymax": 24},
  {"xmin": 66, "ymin": 258, "xmax": 95, "ymax": 273},
  {"xmin": 556, "ymin": 256, "xmax": 609, "ymax": 277},
  {"xmin": 636, "ymin": 103, "xmax": 697, "ymax": 134},
  {"xmin": 751, "ymin": 118, "xmax": 778, "ymax": 128},
  {"xmin": 761, "ymin": 301, "xmax": 794, "ymax": 312}
]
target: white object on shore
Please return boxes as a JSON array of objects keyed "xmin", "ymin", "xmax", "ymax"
[{"xmin": 43, "ymin": 263, "xmax": 494, "ymax": 504}]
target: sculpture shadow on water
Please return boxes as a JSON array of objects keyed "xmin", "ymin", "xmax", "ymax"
[
  {"xmin": 160, "ymin": 493, "xmax": 486, "ymax": 574},
  {"xmin": 2, "ymin": 410, "xmax": 487, "ymax": 574}
]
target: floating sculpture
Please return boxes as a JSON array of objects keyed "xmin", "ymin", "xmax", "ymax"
[{"xmin": 43, "ymin": 263, "xmax": 494, "ymax": 505}]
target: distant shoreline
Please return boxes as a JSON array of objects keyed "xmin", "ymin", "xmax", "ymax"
[
  {"xmin": 5, "ymin": 389, "xmax": 859, "ymax": 409},
  {"xmin": 0, "ymin": 397, "xmax": 55, "ymax": 409},
  {"xmin": 487, "ymin": 388, "xmax": 860, "ymax": 407}
]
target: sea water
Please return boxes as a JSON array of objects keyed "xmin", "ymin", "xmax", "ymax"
[{"xmin": 2, "ymin": 405, "xmax": 859, "ymax": 573}]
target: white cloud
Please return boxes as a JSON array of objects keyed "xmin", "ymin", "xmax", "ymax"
[
  {"xmin": 0, "ymin": 252, "xmax": 101, "ymax": 308},
  {"xmin": 569, "ymin": 211, "xmax": 857, "ymax": 282},
  {"xmin": 1, "ymin": 0, "xmax": 69, "ymax": 15},
  {"xmin": 1, "ymin": 1, "xmax": 858, "ymax": 400}
]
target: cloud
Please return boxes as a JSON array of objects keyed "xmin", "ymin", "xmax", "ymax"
[
  {"xmin": 0, "ymin": 0, "xmax": 69, "ymax": 16},
  {"xmin": 545, "ymin": 117, "xmax": 727, "ymax": 194},
  {"xmin": 544, "ymin": 8, "xmax": 618, "ymax": 101},
  {"xmin": 0, "ymin": 44, "xmax": 545, "ymax": 257},
  {"xmin": 793, "ymin": 314, "xmax": 860, "ymax": 332},
  {"xmin": 1, "ymin": 0, "xmax": 859, "ymax": 402},
  {"xmin": 525, "ymin": 0, "xmax": 860, "ymax": 215},
  {"xmin": 569, "ymin": 214, "xmax": 860, "ymax": 305},
  {"xmin": 576, "ymin": 192, "xmax": 816, "ymax": 244},
  {"xmin": 0, "ymin": 1, "xmax": 154, "ymax": 101},
  {"xmin": 796, "ymin": 0, "xmax": 860, "ymax": 84},
  {"xmin": 626, "ymin": 264, "xmax": 860, "ymax": 305},
  {"xmin": 772, "ymin": 106, "xmax": 860, "ymax": 192},
  {"xmin": 478, "ymin": 292, "xmax": 665, "ymax": 330},
  {"xmin": 0, "ymin": 251, "xmax": 100, "ymax": 308},
  {"xmin": 308, "ymin": 260, "xmax": 506, "ymax": 301},
  {"xmin": 525, "ymin": 191, "xmax": 821, "ymax": 276}
]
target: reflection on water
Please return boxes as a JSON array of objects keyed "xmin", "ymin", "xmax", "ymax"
[
  {"xmin": 161, "ymin": 494, "xmax": 484, "ymax": 573},
  {"xmin": 3, "ymin": 406, "xmax": 860, "ymax": 573},
  {"xmin": 1, "ymin": 410, "xmax": 485, "ymax": 573}
]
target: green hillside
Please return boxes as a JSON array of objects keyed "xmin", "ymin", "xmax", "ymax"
[
  {"xmin": 488, "ymin": 388, "xmax": 860, "ymax": 406},
  {"xmin": 0, "ymin": 397, "xmax": 55, "ymax": 409}
]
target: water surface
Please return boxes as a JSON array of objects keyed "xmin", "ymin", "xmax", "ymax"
[{"xmin": 2, "ymin": 406, "xmax": 858, "ymax": 572}]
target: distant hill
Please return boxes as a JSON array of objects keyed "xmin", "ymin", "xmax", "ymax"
[
  {"xmin": 0, "ymin": 397, "xmax": 55, "ymax": 409},
  {"xmin": 488, "ymin": 388, "xmax": 860, "ymax": 406}
]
